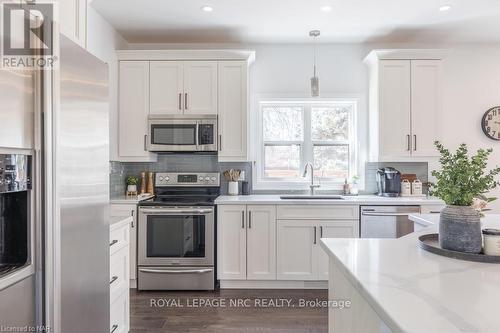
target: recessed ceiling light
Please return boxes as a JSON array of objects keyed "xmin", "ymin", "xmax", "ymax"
[
  {"xmin": 201, "ymin": 6, "xmax": 214, "ymax": 12},
  {"xmin": 439, "ymin": 5, "xmax": 452, "ymax": 12},
  {"xmin": 320, "ymin": 5, "xmax": 332, "ymax": 12}
]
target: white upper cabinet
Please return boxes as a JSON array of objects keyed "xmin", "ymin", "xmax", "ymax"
[
  {"xmin": 149, "ymin": 62, "xmax": 184, "ymax": 115},
  {"xmin": 59, "ymin": 0, "xmax": 87, "ymax": 48},
  {"xmin": 411, "ymin": 60, "xmax": 443, "ymax": 157},
  {"xmin": 378, "ymin": 60, "xmax": 412, "ymax": 158},
  {"xmin": 183, "ymin": 61, "xmax": 218, "ymax": 115},
  {"xmin": 118, "ymin": 61, "xmax": 156, "ymax": 161},
  {"xmin": 246, "ymin": 205, "xmax": 276, "ymax": 280},
  {"xmin": 218, "ymin": 61, "xmax": 248, "ymax": 161},
  {"xmin": 365, "ymin": 50, "xmax": 445, "ymax": 161}
]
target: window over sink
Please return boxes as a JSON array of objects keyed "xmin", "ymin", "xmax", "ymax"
[{"xmin": 253, "ymin": 99, "xmax": 358, "ymax": 190}]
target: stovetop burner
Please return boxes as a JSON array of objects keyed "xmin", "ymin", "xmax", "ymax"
[{"xmin": 139, "ymin": 172, "xmax": 220, "ymax": 207}]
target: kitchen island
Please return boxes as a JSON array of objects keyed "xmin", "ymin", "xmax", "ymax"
[{"xmin": 320, "ymin": 214, "xmax": 500, "ymax": 333}]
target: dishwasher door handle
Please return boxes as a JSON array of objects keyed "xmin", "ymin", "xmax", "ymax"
[{"xmin": 361, "ymin": 212, "xmax": 416, "ymax": 217}]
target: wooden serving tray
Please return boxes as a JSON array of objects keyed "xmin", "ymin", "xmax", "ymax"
[{"xmin": 418, "ymin": 233, "xmax": 500, "ymax": 263}]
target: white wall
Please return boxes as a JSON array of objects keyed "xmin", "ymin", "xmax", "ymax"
[
  {"xmin": 86, "ymin": 7, "xmax": 127, "ymax": 161},
  {"xmin": 126, "ymin": 42, "xmax": 500, "ymax": 211}
]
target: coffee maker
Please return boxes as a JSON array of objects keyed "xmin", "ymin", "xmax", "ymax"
[{"xmin": 376, "ymin": 167, "xmax": 401, "ymax": 197}]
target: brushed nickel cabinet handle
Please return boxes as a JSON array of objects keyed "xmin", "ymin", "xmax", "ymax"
[
  {"xmin": 313, "ymin": 227, "xmax": 317, "ymax": 244},
  {"xmin": 109, "ymin": 240, "xmax": 118, "ymax": 247},
  {"xmin": 241, "ymin": 211, "xmax": 245, "ymax": 229},
  {"xmin": 248, "ymin": 211, "xmax": 252, "ymax": 229},
  {"xmin": 219, "ymin": 135, "xmax": 222, "ymax": 151},
  {"xmin": 111, "ymin": 324, "xmax": 118, "ymax": 333},
  {"xmin": 144, "ymin": 134, "xmax": 148, "ymax": 151},
  {"xmin": 178, "ymin": 93, "xmax": 182, "ymax": 110},
  {"xmin": 131, "ymin": 210, "xmax": 135, "ymax": 228},
  {"xmin": 109, "ymin": 276, "xmax": 118, "ymax": 285},
  {"xmin": 320, "ymin": 226, "xmax": 323, "ymax": 238},
  {"xmin": 185, "ymin": 93, "xmax": 188, "ymax": 110},
  {"xmin": 414, "ymin": 135, "xmax": 417, "ymax": 151},
  {"xmin": 406, "ymin": 134, "xmax": 411, "ymax": 151}
]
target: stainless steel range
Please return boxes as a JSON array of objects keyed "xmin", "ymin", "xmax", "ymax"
[{"xmin": 137, "ymin": 172, "xmax": 220, "ymax": 291}]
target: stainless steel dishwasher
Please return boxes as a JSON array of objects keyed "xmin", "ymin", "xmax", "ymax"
[{"xmin": 360, "ymin": 206, "xmax": 421, "ymax": 238}]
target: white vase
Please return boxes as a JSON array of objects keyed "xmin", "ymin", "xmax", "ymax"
[
  {"xmin": 228, "ymin": 182, "xmax": 239, "ymax": 196},
  {"xmin": 127, "ymin": 185, "xmax": 137, "ymax": 193}
]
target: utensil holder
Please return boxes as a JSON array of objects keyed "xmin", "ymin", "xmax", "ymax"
[{"xmin": 228, "ymin": 181, "xmax": 239, "ymax": 196}]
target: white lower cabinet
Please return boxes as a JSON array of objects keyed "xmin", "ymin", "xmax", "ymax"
[
  {"xmin": 110, "ymin": 220, "xmax": 130, "ymax": 333},
  {"xmin": 317, "ymin": 220, "xmax": 359, "ymax": 280},
  {"xmin": 217, "ymin": 205, "xmax": 276, "ymax": 280},
  {"xmin": 247, "ymin": 206, "xmax": 276, "ymax": 280},
  {"xmin": 277, "ymin": 220, "xmax": 317, "ymax": 280},
  {"xmin": 110, "ymin": 204, "xmax": 138, "ymax": 285}
]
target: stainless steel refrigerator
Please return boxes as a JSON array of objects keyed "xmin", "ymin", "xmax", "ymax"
[{"xmin": 0, "ymin": 33, "xmax": 110, "ymax": 332}]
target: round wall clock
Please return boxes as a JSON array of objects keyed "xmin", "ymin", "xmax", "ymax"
[{"xmin": 482, "ymin": 106, "xmax": 500, "ymax": 141}]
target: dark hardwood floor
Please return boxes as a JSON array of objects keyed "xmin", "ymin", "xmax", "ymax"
[{"xmin": 130, "ymin": 289, "xmax": 328, "ymax": 333}]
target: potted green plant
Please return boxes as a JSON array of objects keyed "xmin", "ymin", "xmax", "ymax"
[
  {"xmin": 431, "ymin": 141, "xmax": 500, "ymax": 253},
  {"xmin": 126, "ymin": 176, "xmax": 139, "ymax": 195}
]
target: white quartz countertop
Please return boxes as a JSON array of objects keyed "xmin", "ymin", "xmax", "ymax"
[
  {"xmin": 109, "ymin": 215, "xmax": 132, "ymax": 227},
  {"xmin": 110, "ymin": 193, "xmax": 154, "ymax": 204},
  {"xmin": 215, "ymin": 194, "xmax": 444, "ymax": 205},
  {"xmin": 320, "ymin": 214, "xmax": 500, "ymax": 333}
]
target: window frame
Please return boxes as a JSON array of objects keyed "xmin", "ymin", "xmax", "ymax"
[{"xmin": 253, "ymin": 96, "xmax": 360, "ymax": 191}]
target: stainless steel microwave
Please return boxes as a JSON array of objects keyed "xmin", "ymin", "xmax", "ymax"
[{"xmin": 147, "ymin": 115, "xmax": 218, "ymax": 152}]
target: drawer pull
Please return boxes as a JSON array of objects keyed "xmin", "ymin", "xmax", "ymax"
[
  {"xmin": 110, "ymin": 276, "xmax": 118, "ymax": 285},
  {"xmin": 111, "ymin": 324, "xmax": 118, "ymax": 333},
  {"xmin": 109, "ymin": 239, "xmax": 118, "ymax": 247}
]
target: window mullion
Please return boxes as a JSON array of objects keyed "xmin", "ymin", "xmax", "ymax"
[{"xmin": 303, "ymin": 104, "xmax": 313, "ymax": 169}]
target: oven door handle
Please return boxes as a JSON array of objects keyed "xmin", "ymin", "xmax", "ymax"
[
  {"xmin": 139, "ymin": 268, "xmax": 213, "ymax": 274},
  {"xmin": 140, "ymin": 208, "xmax": 214, "ymax": 215}
]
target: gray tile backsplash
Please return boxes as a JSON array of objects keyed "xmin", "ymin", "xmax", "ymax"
[
  {"xmin": 110, "ymin": 154, "xmax": 252, "ymax": 196},
  {"xmin": 110, "ymin": 156, "xmax": 426, "ymax": 197},
  {"xmin": 364, "ymin": 162, "xmax": 429, "ymax": 195}
]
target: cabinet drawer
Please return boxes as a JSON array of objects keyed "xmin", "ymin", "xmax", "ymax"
[
  {"xmin": 110, "ymin": 289, "xmax": 129, "ymax": 333},
  {"xmin": 110, "ymin": 246, "xmax": 129, "ymax": 302},
  {"xmin": 420, "ymin": 204, "xmax": 444, "ymax": 214},
  {"xmin": 277, "ymin": 205, "xmax": 359, "ymax": 220},
  {"xmin": 110, "ymin": 223, "xmax": 129, "ymax": 255}
]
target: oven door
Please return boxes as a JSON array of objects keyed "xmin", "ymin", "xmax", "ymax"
[{"xmin": 138, "ymin": 207, "xmax": 214, "ymax": 266}]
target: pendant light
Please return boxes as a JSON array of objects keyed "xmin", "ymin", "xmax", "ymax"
[{"xmin": 310, "ymin": 30, "xmax": 320, "ymax": 97}]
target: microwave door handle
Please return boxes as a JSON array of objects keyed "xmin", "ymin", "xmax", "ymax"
[{"xmin": 195, "ymin": 123, "xmax": 200, "ymax": 149}]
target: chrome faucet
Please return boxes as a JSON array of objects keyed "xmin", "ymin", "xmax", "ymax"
[{"xmin": 303, "ymin": 162, "xmax": 320, "ymax": 195}]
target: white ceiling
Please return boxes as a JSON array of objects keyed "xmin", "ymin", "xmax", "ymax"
[{"xmin": 92, "ymin": 0, "xmax": 500, "ymax": 44}]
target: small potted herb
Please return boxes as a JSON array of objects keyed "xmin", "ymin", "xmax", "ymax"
[
  {"xmin": 126, "ymin": 176, "xmax": 139, "ymax": 195},
  {"xmin": 430, "ymin": 141, "xmax": 500, "ymax": 253}
]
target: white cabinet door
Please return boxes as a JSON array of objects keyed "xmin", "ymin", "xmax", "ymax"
[
  {"xmin": 411, "ymin": 60, "xmax": 443, "ymax": 157},
  {"xmin": 110, "ymin": 204, "xmax": 137, "ymax": 282},
  {"xmin": 317, "ymin": 220, "xmax": 359, "ymax": 280},
  {"xmin": 277, "ymin": 220, "xmax": 317, "ymax": 280},
  {"xmin": 118, "ymin": 61, "xmax": 156, "ymax": 161},
  {"xmin": 379, "ymin": 60, "xmax": 411, "ymax": 158},
  {"xmin": 59, "ymin": 0, "xmax": 86, "ymax": 48},
  {"xmin": 183, "ymin": 61, "xmax": 218, "ymax": 115},
  {"xmin": 247, "ymin": 205, "xmax": 276, "ymax": 280},
  {"xmin": 217, "ymin": 205, "xmax": 247, "ymax": 280},
  {"xmin": 150, "ymin": 61, "xmax": 184, "ymax": 115},
  {"xmin": 218, "ymin": 61, "xmax": 248, "ymax": 160}
]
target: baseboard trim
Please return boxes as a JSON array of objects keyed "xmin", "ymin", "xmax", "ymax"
[{"xmin": 220, "ymin": 280, "xmax": 328, "ymax": 289}]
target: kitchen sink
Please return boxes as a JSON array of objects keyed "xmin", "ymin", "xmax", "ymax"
[{"xmin": 279, "ymin": 195, "xmax": 344, "ymax": 200}]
